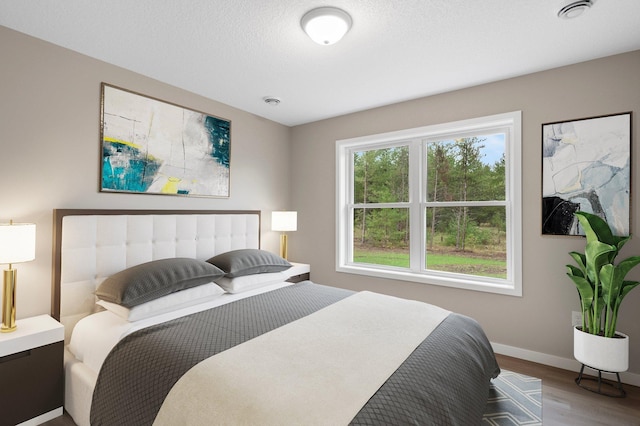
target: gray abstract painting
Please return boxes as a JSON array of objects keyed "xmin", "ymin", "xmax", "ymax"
[{"xmin": 542, "ymin": 113, "xmax": 631, "ymax": 236}]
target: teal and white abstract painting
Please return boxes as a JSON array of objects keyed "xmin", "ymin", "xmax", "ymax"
[{"xmin": 101, "ymin": 84, "xmax": 230, "ymax": 197}]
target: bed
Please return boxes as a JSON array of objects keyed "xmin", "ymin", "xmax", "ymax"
[{"xmin": 52, "ymin": 209, "xmax": 500, "ymax": 426}]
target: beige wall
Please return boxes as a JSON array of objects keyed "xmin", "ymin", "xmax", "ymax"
[
  {"xmin": 0, "ymin": 26, "xmax": 292, "ymax": 318},
  {"xmin": 291, "ymin": 50, "xmax": 640, "ymax": 380}
]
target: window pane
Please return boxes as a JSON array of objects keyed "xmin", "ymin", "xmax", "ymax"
[
  {"xmin": 426, "ymin": 135, "xmax": 505, "ymax": 202},
  {"xmin": 354, "ymin": 146, "xmax": 409, "ymax": 203},
  {"xmin": 353, "ymin": 208, "xmax": 410, "ymax": 268},
  {"xmin": 425, "ymin": 206, "xmax": 506, "ymax": 278}
]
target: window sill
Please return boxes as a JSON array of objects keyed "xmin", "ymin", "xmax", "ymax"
[{"xmin": 336, "ymin": 264, "xmax": 522, "ymax": 297}]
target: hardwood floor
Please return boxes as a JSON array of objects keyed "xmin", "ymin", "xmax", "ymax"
[
  {"xmin": 44, "ymin": 354, "xmax": 640, "ymax": 426},
  {"xmin": 496, "ymin": 354, "xmax": 640, "ymax": 426}
]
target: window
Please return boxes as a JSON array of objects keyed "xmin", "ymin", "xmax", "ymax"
[{"xmin": 336, "ymin": 112, "xmax": 522, "ymax": 296}]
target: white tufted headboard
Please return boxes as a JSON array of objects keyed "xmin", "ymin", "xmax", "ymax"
[{"xmin": 52, "ymin": 209, "xmax": 260, "ymax": 341}]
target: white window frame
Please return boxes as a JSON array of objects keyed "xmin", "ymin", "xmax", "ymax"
[{"xmin": 336, "ymin": 111, "xmax": 522, "ymax": 296}]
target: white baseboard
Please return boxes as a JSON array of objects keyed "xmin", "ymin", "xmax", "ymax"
[
  {"xmin": 491, "ymin": 342, "xmax": 640, "ymax": 388},
  {"xmin": 16, "ymin": 407, "xmax": 63, "ymax": 426}
]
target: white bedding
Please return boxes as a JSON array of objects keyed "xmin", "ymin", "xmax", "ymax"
[{"xmin": 68, "ymin": 281, "xmax": 293, "ymax": 375}]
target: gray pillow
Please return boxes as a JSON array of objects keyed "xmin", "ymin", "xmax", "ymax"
[
  {"xmin": 206, "ymin": 249, "xmax": 291, "ymax": 278},
  {"xmin": 96, "ymin": 258, "xmax": 225, "ymax": 308}
]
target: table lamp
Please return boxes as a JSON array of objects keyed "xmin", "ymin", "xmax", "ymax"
[
  {"xmin": 0, "ymin": 221, "xmax": 36, "ymax": 333},
  {"xmin": 271, "ymin": 211, "xmax": 297, "ymax": 260}
]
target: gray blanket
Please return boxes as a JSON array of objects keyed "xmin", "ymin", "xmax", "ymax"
[{"xmin": 91, "ymin": 281, "xmax": 499, "ymax": 425}]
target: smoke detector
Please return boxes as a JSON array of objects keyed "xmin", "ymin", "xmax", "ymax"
[
  {"xmin": 263, "ymin": 96, "xmax": 281, "ymax": 106},
  {"xmin": 557, "ymin": 0, "xmax": 593, "ymax": 19}
]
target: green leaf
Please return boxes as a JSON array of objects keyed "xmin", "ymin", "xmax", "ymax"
[
  {"xmin": 599, "ymin": 264, "xmax": 618, "ymax": 305},
  {"xmin": 576, "ymin": 212, "xmax": 614, "ymax": 244},
  {"xmin": 601, "ymin": 257, "xmax": 640, "ymax": 308},
  {"xmin": 584, "ymin": 240, "xmax": 616, "ymax": 284},
  {"xmin": 615, "ymin": 256, "xmax": 640, "ymax": 279},
  {"xmin": 599, "ymin": 264, "xmax": 623, "ymax": 334},
  {"xmin": 566, "ymin": 272, "xmax": 594, "ymax": 320},
  {"xmin": 568, "ymin": 251, "xmax": 587, "ymax": 274},
  {"xmin": 620, "ymin": 280, "xmax": 640, "ymax": 299},
  {"xmin": 615, "ymin": 235, "xmax": 631, "ymax": 252},
  {"xmin": 575, "ymin": 211, "xmax": 628, "ymax": 253},
  {"xmin": 566, "ymin": 264, "xmax": 585, "ymax": 279}
]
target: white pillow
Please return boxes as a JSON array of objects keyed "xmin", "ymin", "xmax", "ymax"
[
  {"xmin": 97, "ymin": 282, "xmax": 225, "ymax": 322},
  {"xmin": 215, "ymin": 271, "xmax": 288, "ymax": 293}
]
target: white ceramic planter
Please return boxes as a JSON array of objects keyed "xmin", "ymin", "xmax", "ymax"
[{"xmin": 574, "ymin": 327, "xmax": 629, "ymax": 372}]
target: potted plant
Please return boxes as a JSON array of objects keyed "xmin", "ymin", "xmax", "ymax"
[{"xmin": 566, "ymin": 211, "xmax": 640, "ymax": 373}]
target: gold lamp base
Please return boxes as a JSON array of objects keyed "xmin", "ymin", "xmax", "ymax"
[
  {"xmin": 1, "ymin": 268, "xmax": 17, "ymax": 333},
  {"xmin": 279, "ymin": 234, "xmax": 289, "ymax": 260}
]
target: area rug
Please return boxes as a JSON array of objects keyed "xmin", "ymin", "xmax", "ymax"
[{"xmin": 482, "ymin": 369, "xmax": 542, "ymax": 425}]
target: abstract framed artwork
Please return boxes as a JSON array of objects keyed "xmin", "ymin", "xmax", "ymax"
[
  {"xmin": 542, "ymin": 112, "xmax": 631, "ymax": 236},
  {"xmin": 100, "ymin": 83, "xmax": 231, "ymax": 197}
]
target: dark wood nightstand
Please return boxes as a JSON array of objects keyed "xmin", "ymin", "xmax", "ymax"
[
  {"xmin": 0, "ymin": 315, "xmax": 64, "ymax": 426},
  {"xmin": 285, "ymin": 262, "xmax": 311, "ymax": 283}
]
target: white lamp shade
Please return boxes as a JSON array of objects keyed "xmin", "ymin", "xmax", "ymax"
[
  {"xmin": 301, "ymin": 7, "xmax": 352, "ymax": 45},
  {"xmin": 272, "ymin": 211, "xmax": 297, "ymax": 232},
  {"xmin": 0, "ymin": 223, "xmax": 36, "ymax": 264}
]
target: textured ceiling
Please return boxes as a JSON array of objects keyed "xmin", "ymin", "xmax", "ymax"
[{"xmin": 1, "ymin": 0, "xmax": 639, "ymax": 126}]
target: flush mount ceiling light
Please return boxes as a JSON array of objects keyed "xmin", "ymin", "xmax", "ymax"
[
  {"xmin": 557, "ymin": 0, "xmax": 593, "ymax": 19},
  {"xmin": 301, "ymin": 7, "xmax": 352, "ymax": 45}
]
